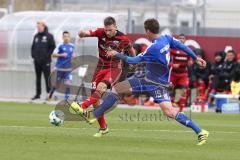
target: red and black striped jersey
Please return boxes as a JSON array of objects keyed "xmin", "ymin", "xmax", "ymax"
[
  {"xmin": 89, "ymin": 28, "xmax": 132, "ymax": 68},
  {"xmin": 170, "ymin": 49, "xmax": 191, "ymax": 76}
]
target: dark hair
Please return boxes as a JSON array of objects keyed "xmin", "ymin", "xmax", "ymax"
[
  {"xmin": 227, "ymin": 50, "xmax": 235, "ymax": 54},
  {"xmin": 133, "ymin": 43, "xmax": 142, "ymax": 54},
  {"xmin": 178, "ymin": 33, "xmax": 186, "ymax": 37},
  {"xmin": 215, "ymin": 51, "xmax": 226, "ymax": 60},
  {"xmin": 63, "ymin": 31, "xmax": 70, "ymax": 35},
  {"xmin": 104, "ymin": 16, "xmax": 116, "ymax": 26},
  {"xmin": 144, "ymin": 18, "xmax": 160, "ymax": 34}
]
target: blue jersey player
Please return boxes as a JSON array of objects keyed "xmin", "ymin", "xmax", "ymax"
[
  {"xmin": 69, "ymin": 19, "xmax": 209, "ymax": 145},
  {"xmin": 49, "ymin": 31, "xmax": 76, "ymax": 101}
]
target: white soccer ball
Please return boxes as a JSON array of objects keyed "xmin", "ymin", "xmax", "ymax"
[{"xmin": 49, "ymin": 110, "xmax": 64, "ymax": 126}]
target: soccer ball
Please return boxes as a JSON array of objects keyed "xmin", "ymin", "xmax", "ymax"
[{"xmin": 49, "ymin": 110, "xmax": 64, "ymax": 126}]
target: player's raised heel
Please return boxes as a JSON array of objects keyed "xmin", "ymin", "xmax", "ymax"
[
  {"xmin": 93, "ymin": 127, "xmax": 109, "ymax": 137},
  {"xmin": 197, "ymin": 129, "xmax": 209, "ymax": 145},
  {"xmin": 69, "ymin": 101, "xmax": 84, "ymax": 115}
]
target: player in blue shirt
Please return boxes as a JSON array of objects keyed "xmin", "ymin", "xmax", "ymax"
[
  {"xmin": 49, "ymin": 31, "xmax": 76, "ymax": 101},
  {"xmin": 69, "ymin": 19, "xmax": 209, "ymax": 145}
]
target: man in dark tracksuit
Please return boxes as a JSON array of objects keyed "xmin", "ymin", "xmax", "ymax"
[
  {"xmin": 219, "ymin": 50, "xmax": 237, "ymax": 92},
  {"xmin": 209, "ymin": 51, "xmax": 225, "ymax": 93},
  {"xmin": 31, "ymin": 21, "xmax": 56, "ymax": 100}
]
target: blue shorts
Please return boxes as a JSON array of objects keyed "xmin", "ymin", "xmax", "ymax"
[
  {"xmin": 128, "ymin": 78, "xmax": 171, "ymax": 103},
  {"xmin": 57, "ymin": 71, "xmax": 72, "ymax": 81}
]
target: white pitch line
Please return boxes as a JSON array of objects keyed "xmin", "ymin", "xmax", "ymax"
[{"xmin": 0, "ymin": 125, "xmax": 239, "ymax": 134}]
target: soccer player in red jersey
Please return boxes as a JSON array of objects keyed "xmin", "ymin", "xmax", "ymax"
[
  {"xmin": 75, "ymin": 16, "xmax": 135, "ymax": 137},
  {"xmin": 170, "ymin": 34, "xmax": 191, "ymax": 112}
]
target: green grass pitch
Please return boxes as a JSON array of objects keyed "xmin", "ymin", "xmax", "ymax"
[{"xmin": 0, "ymin": 102, "xmax": 240, "ymax": 160}]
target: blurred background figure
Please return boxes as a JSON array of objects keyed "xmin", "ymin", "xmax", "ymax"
[
  {"xmin": 208, "ymin": 51, "xmax": 225, "ymax": 109},
  {"xmin": 219, "ymin": 50, "xmax": 236, "ymax": 93},
  {"xmin": 230, "ymin": 53, "xmax": 240, "ymax": 96},
  {"xmin": 170, "ymin": 34, "xmax": 191, "ymax": 112},
  {"xmin": 121, "ymin": 43, "xmax": 148, "ymax": 106},
  {"xmin": 209, "ymin": 51, "xmax": 226, "ymax": 94},
  {"xmin": 49, "ymin": 31, "xmax": 76, "ymax": 101},
  {"xmin": 129, "ymin": 43, "xmax": 148, "ymax": 79},
  {"xmin": 31, "ymin": 20, "xmax": 56, "ymax": 100},
  {"xmin": 189, "ymin": 48, "xmax": 211, "ymax": 102}
]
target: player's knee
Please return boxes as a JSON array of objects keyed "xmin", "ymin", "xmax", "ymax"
[
  {"xmin": 162, "ymin": 107, "xmax": 176, "ymax": 119},
  {"xmin": 165, "ymin": 112, "xmax": 175, "ymax": 119},
  {"xmin": 64, "ymin": 80, "xmax": 71, "ymax": 85},
  {"xmin": 92, "ymin": 101, "xmax": 100, "ymax": 108},
  {"xmin": 112, "ymin": 83, "xmax": 124, "ymax": 95},
  {"xmin": 111, "ymin": 85, "xmax": 119, "ymax": 95}
]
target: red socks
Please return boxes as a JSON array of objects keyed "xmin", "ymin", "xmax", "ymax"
[
  {"xmin": 81, "ymin": 97, "xmax": 98, "ymax": 109},
  {"xmin": 81, "ymin": 90, "xmax": 102, "ymax": 109},
  {"xmin": 97, "ymin": 115, "xmax": 107, "ymax": 129}
]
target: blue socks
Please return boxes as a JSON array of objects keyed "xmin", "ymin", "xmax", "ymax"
[
  {"xmin": 93, "ymin": 93, "xmax": 202, "ymax": 135},
  {"xmin": 93, "ymin": 92, "xmax": 119, "ymax": 118},
  {"xmin": 49, "ymin": 87, "xmax": 56, "ymax": 99},
  {"xmin": 50, "ymin": 86, "xmax": 70, "ymax": 100},
  {"xmin": 175, "ymin": 112, "xmax": 201, "ymax": 134}
]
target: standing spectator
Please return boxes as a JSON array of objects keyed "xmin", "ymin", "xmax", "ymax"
[{"xmin": 31, "ymin": 20, "xmax": 56, "ymax": 100}]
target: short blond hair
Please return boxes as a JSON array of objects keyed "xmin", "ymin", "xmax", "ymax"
[{"xmin": 37, "ymin": 20, "xmax": 46, "ymax": 26}]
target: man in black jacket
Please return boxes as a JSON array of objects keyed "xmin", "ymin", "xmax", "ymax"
[
  {"xmin": 31, "ymin": 21, "xmax": 56, "ymax": 100},
  {"xmin": 209, "ymin": 51, "xmax": 226, "ymax": 94},
  {"xmin": 220, "ymin": 50, "xmax": 237, "ymax": 92},
  {"xmin": 189, "ymin": 48, "xmax": 210, "ymax": 87}
]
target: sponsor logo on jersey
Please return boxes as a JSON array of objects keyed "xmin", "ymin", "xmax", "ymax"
[
  {"xmin": 175, "ymin": 56, "xmax": 188, "ymax": 61},
  {"xmin": 160, "ymin": 44, "xmax": 170, "ymax": 54}
]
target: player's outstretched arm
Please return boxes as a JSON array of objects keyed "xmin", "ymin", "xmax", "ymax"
[
  {"xmin": 170, "ymin": 36, "xmax": 206, "ymax": 68},
  {"xmin": 115, "ymin": 52, "xmax": 142, "ymax": 64},
  {"xmin": 78, "ymin": 30, "xmax": 91, "ymax": 38},
  {"xmin": 195, "ymin": 57, "xmax": 206, "ymax": 68},
  {"xmin": 129, "ymin": 46, "xmax": 137, "ymax": 56}
]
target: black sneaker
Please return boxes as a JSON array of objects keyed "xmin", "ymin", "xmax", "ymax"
[{"xmin": 31, "ymin": 95, "xmax": 40, "ymax": 100}]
